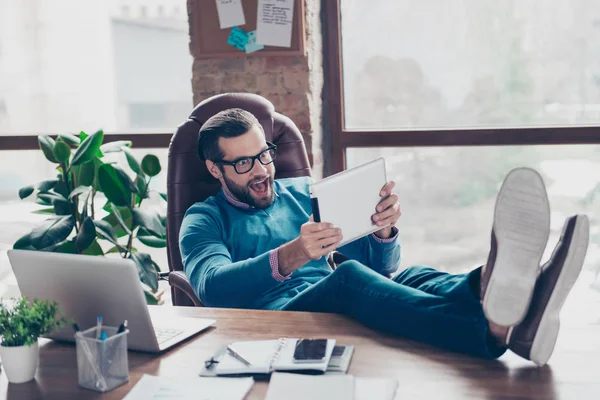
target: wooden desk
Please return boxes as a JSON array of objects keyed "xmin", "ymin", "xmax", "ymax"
[{"xmin": 1, "ymin": 303, "xmax": 599, "ymax": 400}]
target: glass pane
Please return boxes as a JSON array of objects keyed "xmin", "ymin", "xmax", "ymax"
[
  {"xmin": 346, "ymin": 145, "xmax": 600, "ymax": 292},
  {"xmin": 341, "ymin": 1, "xmax": 600, "ymax": 130},
  {"xmin": 0, "ymin": 148, "xmax": 168, "ymax": 298},
  {"xmin": 0, "ymin": 1, "xmax": 192, "ymax": 135}
]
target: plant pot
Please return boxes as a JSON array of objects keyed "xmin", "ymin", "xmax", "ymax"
[{"xmin": 0, "ymin": 341, "xmax": 39, "ymax": 383}]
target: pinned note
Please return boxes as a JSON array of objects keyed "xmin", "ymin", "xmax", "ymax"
[
  {"xmin": 245, "ymin": 31, "xmax": 265, "ymax": 53},
  {"xmin": 227, "ymin": 26, "xmax": 250, "ymax": 51},
  {"xmin": 256, "ymin": 0, "xmax": 294, "ymax": 47},
  {"xmin": 216, "ymin": 0, "xmax": 245, "ymax": 29}
]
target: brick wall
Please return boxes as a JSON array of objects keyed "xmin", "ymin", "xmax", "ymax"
[{"xmin": 188, "ymin": 0, "xmax": 324, "ymax": 178}]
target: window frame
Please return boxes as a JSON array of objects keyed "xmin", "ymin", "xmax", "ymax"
[
  {"xmin": 324, "ymin": 0, "xmax": 600, "ymax": 174},
  {"xmin": 0, "ymin": 133, "xmax": 171, "ymax": 151}
]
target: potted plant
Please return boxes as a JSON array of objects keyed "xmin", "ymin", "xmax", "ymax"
[
  {"xmin": 13, "ymin": 130, "xmax": 167, "ymax": 304},
  {"xmin": 0, "ymin": 297, "xmax": 69, "ymax": 383}
]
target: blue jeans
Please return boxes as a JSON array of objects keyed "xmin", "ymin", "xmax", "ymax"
[{"xmin": 282, "ymin": 260, "xmax": 506, "ymax": 359}]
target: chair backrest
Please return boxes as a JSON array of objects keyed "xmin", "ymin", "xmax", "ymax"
[{"xmin": 166, "ymin": 93, "xmax": 312, "ymax": 284}]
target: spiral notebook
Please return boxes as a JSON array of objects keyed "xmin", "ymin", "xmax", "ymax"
[{"xmin": 200, "ymin": 338, "xmax": 336, "ymax": 377}]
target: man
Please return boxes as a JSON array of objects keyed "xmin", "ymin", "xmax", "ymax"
[{"xmin": 179, "ymin": 108, "xmax": 589, "ymax": 366}]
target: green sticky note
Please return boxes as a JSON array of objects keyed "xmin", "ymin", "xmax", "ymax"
[
  {"xmin": 227, "ymin": 26, "xmax": 249, "ymax": 51},
  {"xmin": 245, "ymin": 31, "xmax": 264, "ymax": 54}
]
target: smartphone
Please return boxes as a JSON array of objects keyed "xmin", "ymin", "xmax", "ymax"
[{"xmin": 292, "ymin": 339, "xmax": 328, "ymax": 363}]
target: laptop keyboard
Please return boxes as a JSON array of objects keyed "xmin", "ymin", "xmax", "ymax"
[{"xmin": 155, "ymin": 327, "xmax": 184, "ymax": 344}]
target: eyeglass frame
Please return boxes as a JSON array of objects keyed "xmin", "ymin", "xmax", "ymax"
[{"xmin": 213, "ymin": 142, "xmax": 278, "ymax": 175}]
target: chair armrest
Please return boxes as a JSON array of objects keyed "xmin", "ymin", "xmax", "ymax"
[{"xmin": 168, "ymin": 271, "xmax": 204, "ymax": 307}]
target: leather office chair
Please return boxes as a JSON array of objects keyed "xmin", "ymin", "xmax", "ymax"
[{"xmin": 166, "ymin": 93, "xmax": 313, "ymax": 307}]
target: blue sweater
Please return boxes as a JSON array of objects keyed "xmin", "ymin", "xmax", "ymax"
[{"xmin": 179, "ymin": 176, "xmax": 401, "ymax": 310}]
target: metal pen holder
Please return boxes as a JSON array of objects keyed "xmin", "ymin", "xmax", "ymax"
[{"xmin": 75, "ymin": 326, "xmax": 129, "ymax": 392}]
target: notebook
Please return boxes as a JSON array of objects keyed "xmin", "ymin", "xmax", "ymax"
[
  {"xmin": 310, "ymin": 157, "xmax": 390, "ymax": 247},
  {"xmin": 200, "ymin": 338, "xmax": 336, "ymax": 377}
]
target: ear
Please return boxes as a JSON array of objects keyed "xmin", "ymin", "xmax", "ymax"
[{"xmin": 206, "ymin": 160, "xmax": 222, "ymax": 180}]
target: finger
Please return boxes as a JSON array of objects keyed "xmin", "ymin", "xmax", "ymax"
[
  {"xmin": 303, "ymin": 221, "xmax": 333, "ymax": 233},
  {"xmin": 314, "ymin": 227, "xmax": 342, "ymax": 241},
  {"xmin": 316, "ymin": 233, "xmax": 343, "ymax": 250},
  {"xmin": 309, "ymin": 215, "xmax": 314, "ymax": 222},
  {"xmin": 373, "ymin": 204, "xmax": 400, "ymax": 225},
  {"xmin": 375, "ymin": 193, "xmax": 399, "ymax": 213},
  {"xmin": 380, "ymin": 181, "xmax": 396, "ymax": 197}
]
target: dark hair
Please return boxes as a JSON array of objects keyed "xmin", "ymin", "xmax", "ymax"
[{"xmin": 197, "ymin": 108, "xmax": 262, "ymax": 162}]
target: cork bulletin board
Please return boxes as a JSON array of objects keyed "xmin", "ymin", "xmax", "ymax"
[{"xmin": 190, "ymin": 0, "xmax": 306, "ymax": 58}]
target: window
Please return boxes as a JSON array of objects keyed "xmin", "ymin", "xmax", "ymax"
[
  {"xmin": 0, "ymin": 1, "xmax": 192, "ymax": 136},
  {"xmin": 346, "ymin": 145, "xmax": 600, "ymax": 287},
  {"xmin": 340, "ymin": 0, "xmax": 600, "ymax": 130}
]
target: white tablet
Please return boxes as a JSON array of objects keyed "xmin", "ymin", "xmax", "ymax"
[{"xmin": 310, "ymin": 157, "xmax": 390, "ymax": 247}]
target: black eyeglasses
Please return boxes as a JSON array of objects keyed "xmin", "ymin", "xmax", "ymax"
[{"xmin": 214, "ymin": 142, "xmax": 277, "ymax": 175}]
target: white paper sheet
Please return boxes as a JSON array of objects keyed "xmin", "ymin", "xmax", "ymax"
[
  {"xmin": 265, "ymin": 373, "xmax": 354, "ymax": 400},
  {"xmin": 123, "ymin": 374, "xmax": 254, "ymax": 400},
  {"xmin": 355, "ymin": 378, "xmax": 398, "ymax": 400},
  {"xmin": 215, "ymin": 0, "xmax": 245, "ymax": 29},
  {"xmin": 256, "ymin": 0, "xmax": 295, "ymax": 47}
]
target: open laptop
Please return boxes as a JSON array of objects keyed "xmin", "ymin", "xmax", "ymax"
[
  {"xmin": 7, "ymin": 250, "xmax": 215, "ymax": 353},
  {"xmin": 310, "ymin": 157, "xmax": 390, "ymax": 247}
]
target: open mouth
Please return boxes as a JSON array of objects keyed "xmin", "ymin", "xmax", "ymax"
[{"xmin": 249, "ymin": 177, "xmax": 270, "ymax": 196}]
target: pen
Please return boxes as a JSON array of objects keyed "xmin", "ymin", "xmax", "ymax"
[
  {"xmin": 73, "ymin": 323, "xmax": 80, "ymax": 333},
  {"xmin": 117, "ymin": 320, "xmax": 128, "ymax": 335},
  {"xmin": 96, "ymin": 316, "xmax": 103, "ymax": 339},
  {"xmin": 227, "ymin": 345, "xmax": 252, "ymax": 366}
]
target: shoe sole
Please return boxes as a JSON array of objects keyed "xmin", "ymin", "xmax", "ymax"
[
  {"xmin": 483, "ymin": 168, "xmax": 551, "ymax": 326},
  {"xmin": 529, "ymin": 215, "xmax": 589, "ymax": 366}
]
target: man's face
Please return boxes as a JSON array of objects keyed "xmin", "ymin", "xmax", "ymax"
[{"xmin": 215, "ymin": 127, "xmax": 276, "ymax": 209}]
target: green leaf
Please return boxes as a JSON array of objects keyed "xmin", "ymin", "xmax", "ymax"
[
  {"xmin": 144, "ymin": 290, "xmax": 160, "ymax": 305},
  {"xmin": 79, "ymin": 131, "xmax": 88, "ymax": 141},
  {"xmin": 53, "ymin": 199, "xmax": 71, "ymax": 215},
  {"xmin": 141, "ymin": 154, "xmax": 161, "ymax": 177},
  {"xmin": 68, "ymin": 185, "xmax": 90, "ymax": 200},
  {"xmin": 98, "ymin": 164, "xmax": 131, "ymax": 207},
  {"xmin": 80, "ymin": 191, "xmax": 90, "ymax": 220},
  {"xmin": 82, "ymin": 240, "xmax": 104, "ymax": 256},
  {"xmin": 75, "ymin": 217, "xmax": 96, "ymax": 252},
  {"xmin": 159, "ymin": 192, "xmax": 167, "ymax": 202},
  {"xmin": 38, "ymin": 136, "xmax": 58, "ymax": 163},
  {"xmin": 100, "ymin": 140, "xmax": 132, "ymax": 154},
  {"xmin": 129, "ymin": 252, "xmax": 158, "ymax": 291},
  {"xmin": 35, "ymin": 195, "xmax": 52, "ymax": 206},
  {"xmin": 52, "ymin": 180, "xmax": 69, "ymax": 198},
  {"xmin": 37, "ymin": 179, "xmax": 58, "ymax": 193},
  {"xmin": 136, "ymin": 175, "xmax": 148, "ymax": 200},
  {"xmin": 13, "ymin": 233, "xmax": 35, "ymax": 250},
  {"xmin": 19, "ymin": 186, "xmax": 34, "ymax": 199},
  {"xmin": 122, "ymin": 146, "xmax": 141, "ymax": 174},
  {"xmin": 56, "ymin": 240, "xmax": 78, "ymax": 254},
  {"xmin": 29, "ymin": 216, "xmax": 75, "ymax": 249},
  {"xmin": 38, "ymin": 192, "xmax": 70, "ymax": 216},
  {"xmin": 132, "ymin": 208, "xmax": 165, "ymax": 237},
  {"xmin": 71, "ymin": 130, "xmax": 104, "ymax": 167},
  {"xmin": 53, "ymin": 139, "xmax": 71, "ymax": 164},
  {"xmin": 114, "ymin": 165, "xmax": 139, "ymax": 195},
  {"xmin": 137, "ymin": 234, "xmax": 166, "ymax": 248},
  {"xmin": 151, "ymin": 259, "xmax": 162, "ymax": 273},
  {"xmin": 58, "ymin": 133, "xmax": 81, "ymax": 146},
  {"xmin": 107, "ymin": 245, "xmax": 135, "ymax": 254},
  {"xmin": 73, "ymin": 161, "xmax": 95, "ymax": 187},
  {"xmin": 32, "ymin": 207, "xmax": 57, "ymax": 215},
  {"xmin": 94, "ymin": 220, "xmax": 119, "ymax": 245},
  {"xmin": 104, "ymin": 204, "xmax": 132, "ymax": 236}
]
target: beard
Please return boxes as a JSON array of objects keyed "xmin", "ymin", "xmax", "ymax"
[{"xmin": 222, "ymin": 173, "xmax": 275, "ymax": 209}]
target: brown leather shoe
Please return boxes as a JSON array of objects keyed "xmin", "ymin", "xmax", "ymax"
[
  {"xmin": 481, "ymin": 167, "xmax": 551, "ymax": 327},
  {"xmin": 508, "ymin": 215, "xmax": 589, "ymax": 366}
]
